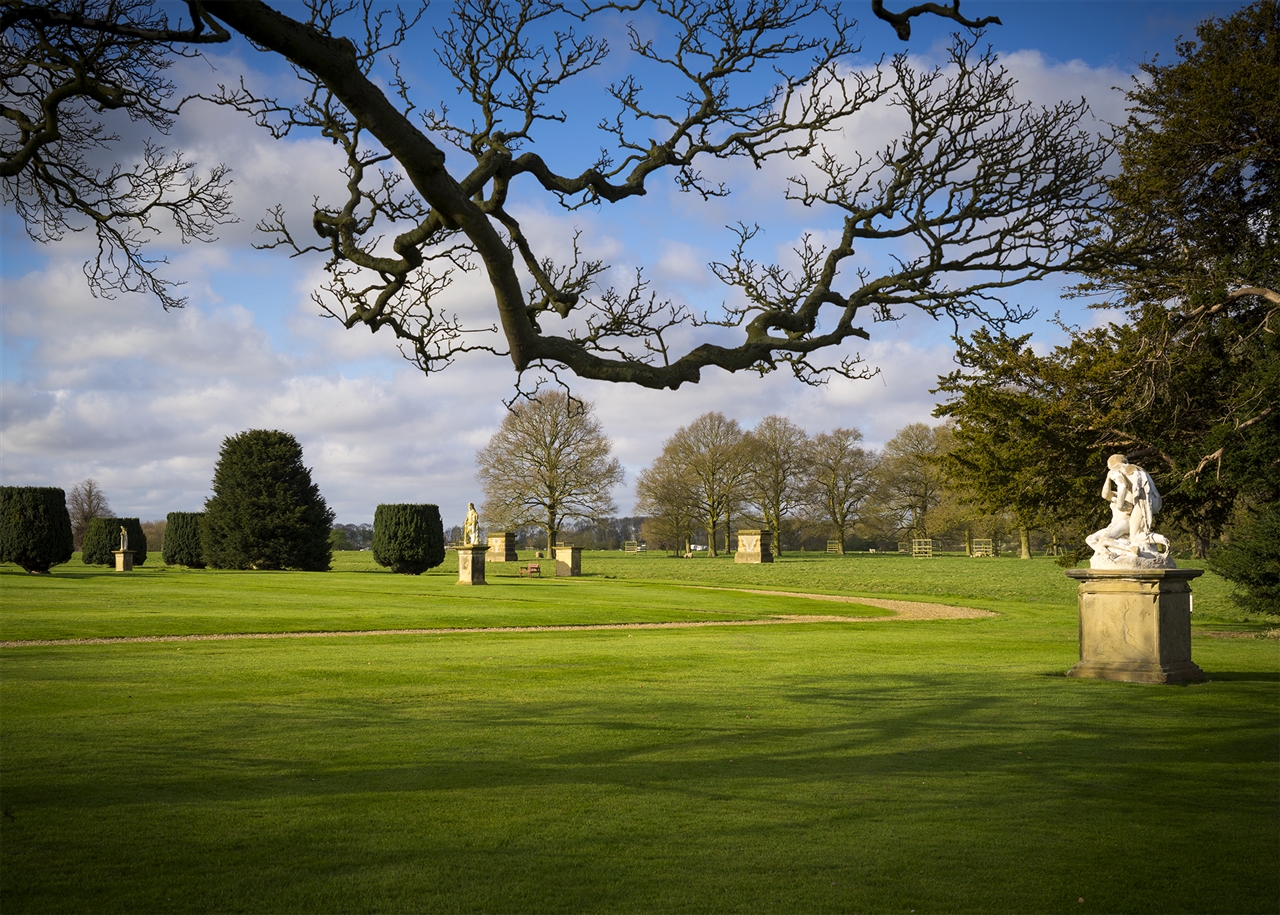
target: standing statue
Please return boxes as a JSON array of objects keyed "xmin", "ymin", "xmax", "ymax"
[
  {"xmin": 119, "ymin": 525, "xmax": 128, "ymax": 552},
  {"xmin": 1085, "ymin": 455, "xmax": 1173, "ymax": 569},
  {"xmin": 463, "ymin": 502, "xmax": 480, "ymax": 545}
]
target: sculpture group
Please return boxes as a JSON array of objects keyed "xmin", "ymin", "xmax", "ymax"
[{"xmin": 1085, "ymin": 454, "xmax": 1174, "ymax": 570}]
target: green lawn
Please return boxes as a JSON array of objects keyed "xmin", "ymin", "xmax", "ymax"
[{"xmin": 2, "ymin": 553, "xmax": 1277, "ymax": 913}]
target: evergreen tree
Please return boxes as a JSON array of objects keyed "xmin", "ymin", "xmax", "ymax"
[
  {"xmin": 82, "ymin": 517, "xmax": 147, "ymax": 565},
  {"xmin": 0, "ymin": 486, "xmax": 74, "ymax": 573},
  {"xmin": 372, "ymin": 504, "xmax": 445, "ymax": 575},
  {"xmin": 163, "ymin": 512, "xmax": 206, "ymax": 567},
  {"xmin": 203, "ymin": 430, "xmax": 334, "ymax": 571},
  {"xmin": 1212, "ymin": 502, "xmax": 1280, "ymax": 617}
]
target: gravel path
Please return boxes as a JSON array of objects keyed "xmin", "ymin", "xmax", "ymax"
[{"xmin": 0, "ymin": 591, "xmax": 993, "ymax": 648}]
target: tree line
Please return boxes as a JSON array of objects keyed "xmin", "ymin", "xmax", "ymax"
[{"xmin": 471, "ymin": 395, "xmax": 1039, "ymax": 557}]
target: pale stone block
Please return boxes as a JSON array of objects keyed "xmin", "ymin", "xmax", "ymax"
[
  {"xmin": 487, "ymin": 532, "xmax": 518, "ymax": 563},
  {"xmin": 552, "ymin": 545, "xmax": 582, "ymax": 577},
  {"xmin": 734, "ymin": 529, "xmax": 773, "ymax": 564},
  {"xmin": 454, "ymin": 544, "xmax": 489, "ymax": 585},
  {"xmin": 113, "ymin": 550, "xmax": 134, "ymax": 572},
  {"xmin": 1064, "ymin": 569, "xmax": 1205, "ymax": 683}
]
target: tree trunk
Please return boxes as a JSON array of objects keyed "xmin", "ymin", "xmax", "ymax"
[
  {"xmin": 1019, "ymin": 527, "xmax": 1031, "ymax": 560},
  {"xmin": 1192, "ymin": 531, "xmax": 1211, "ymax": 559},
  {"xmin": 965, "ymin": 528, "xmax": 973, "ymax": 557}
]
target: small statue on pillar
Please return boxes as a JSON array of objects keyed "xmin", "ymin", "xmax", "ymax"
[
  {"xmin": 1085, "ymin": 454, "xmax": 1174, "ymax": 569},
  {"xmin": 119, "ymin": 525, "xmax": 129, "ymax": 551},
  {"xmin": 463, "ymin": 503, "xmax": 480, "ymax": 545}
]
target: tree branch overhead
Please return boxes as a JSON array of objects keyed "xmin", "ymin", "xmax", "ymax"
[{"xmin": 2, "ymin": 0, "xmax": 1101, "ymax": 392}]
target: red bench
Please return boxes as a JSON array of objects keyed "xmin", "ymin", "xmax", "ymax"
[{"xmin": 518, "ymin": 563, "xmax": 541, "ymax": 578}]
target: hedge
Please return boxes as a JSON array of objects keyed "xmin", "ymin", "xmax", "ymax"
[{"xmin": 82, "ymin": 517, "xmax": 147, "ymax": 566}]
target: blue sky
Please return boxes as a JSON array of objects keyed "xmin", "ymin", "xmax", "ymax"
[{"xmin": 0, "ymin": 1, "xmax": 1247, "ymax": 526}]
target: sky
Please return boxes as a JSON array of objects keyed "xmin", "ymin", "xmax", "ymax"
[{"xmin": 0, "ymin": 0, "xmax": 1249, "ymax": 527}]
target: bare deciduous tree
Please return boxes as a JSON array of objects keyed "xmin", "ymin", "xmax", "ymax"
[
  {"xmin": 637, "ymin": 412, "xmax": 750, "ymax": 556},
  {"xmin": 476, "ymin": 392, "xmax": 623, "ymax": 550},
  {"xmin": 803, "ymin": 428, "xmax": 876, "ymax": 552},
  {"xmin": 742, "ymin": 415, "xmax": 809, "ymax": 554},
  {"xmin": 66, "ymin": 478, "xmax": 111, "ymax": 550},
  {"xmin": 3, "ymin": 1, "xmax": 1105, "ymax": 392},
  {"xmin": 874, "ymin": 422, "xmax": 952, "ymax": 539}
]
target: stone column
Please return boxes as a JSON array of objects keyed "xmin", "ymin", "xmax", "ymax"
[
  {"xmin": 734, "ymin": 529, "xmax": 773, "ymax": 564},
  {"xmin": 112, "ymin": 550, "xmax": 135, "ymax": 572},
  {"xmin": 454, "ymin": 544, "xmax": 489, "ymax": 585},
  {"xmin": 1064, "ymin": 568, "xmax": 1206, "ymax": 683},
  {"xmin": 486, "ymin": 532, "xmax": 518, "ymax": 563},
  {"xmin": 552, "ymin": 545, "xmax": 582, "ymax": 577}
]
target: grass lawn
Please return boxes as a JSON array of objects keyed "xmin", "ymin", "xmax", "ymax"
[{"xmin": 1, "ymin": 552, "xmax": 1277, "ymax": 913}]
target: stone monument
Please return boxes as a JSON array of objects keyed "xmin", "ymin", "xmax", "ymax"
[
  {"xmin": 455, "ymin": 503, "xmax": 487, "ymax": 585},
  {"xmin": 1066, "ymin": 455, "xmax": 1204, "ymax": 683},
  {"xmin": 487, "ymin": 531, "xmax": 518, "ymax": 563},
  {"xmin": 112, "ymin": 524, "xmax": 135, "ymax": 572},
  {"xmin": 552, "ymin": 543, "xmax": 582, "ymax": 577},
  {"xmin": 734, "ymin": 529, "xmax": 773, "ymax": 564}
]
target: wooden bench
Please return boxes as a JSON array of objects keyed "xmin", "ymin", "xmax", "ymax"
[{"xmin": 518, "ymin": 563, "xmax": 541, "ymax": 578}]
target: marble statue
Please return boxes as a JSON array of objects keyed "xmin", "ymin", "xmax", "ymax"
[
  {"xmin": 119, "ymin": 525, "xmax": 128, "ymax": 551},
  {"xmin": 1085, "ymin": 454, "xmax": 1174, "ymax": 569},
  {"xmin": 463, "ymin": 503, "xmax": 480, "ymax": 545}
]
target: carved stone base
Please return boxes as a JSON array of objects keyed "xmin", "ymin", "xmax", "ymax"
[
  {"xmin": 454, "ymin": 544, "xmax": 488, "ymax": 585},
  {"xmin": 1064, "ymin": 569, "xmax": 1206, "ymax": 683},
  {"xmin": 113, "ymin": 550, "xmax": 134, "ymax": 572},
  {"xmin": 552, "ymin": 545, "xmax": 582, "ymax": 577},
  {"xmin": 734, "ymin": 529, "xmax": 774, "ymax": 564},
  {"xmin": 487, "ymin": 532, "xmax": 518, "ymax": 563}
]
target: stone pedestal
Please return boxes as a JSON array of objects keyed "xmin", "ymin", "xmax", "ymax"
[
  {"xmin": 454, "ymin": 544, "xmax": 488, "ymax": 585},
  {"xmin": 734, "ymin": 529, "xmax": 773, "ymax": 564},
  {"xmin": 113, "ymin": 550, "xmax": 134, "ymax": 572},
  {"xmin": 1064, "ymin": 569, "xmax": 1206, "ymax": 683},
  {"xmin": 552, "ymin": 545, "xmax": 582, "ymax": 577},
  {"xmin": 487, "ymin": 532, "xmax": 518, "ymax": 563}
]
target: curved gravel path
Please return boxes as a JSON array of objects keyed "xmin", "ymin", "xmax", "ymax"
[{"xmin": 0, "ymin": 591, "xmax": 993, "ymax": 648}]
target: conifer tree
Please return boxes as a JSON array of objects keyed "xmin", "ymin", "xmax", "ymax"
[
  {"xmin": 0, "ymin": 486, "xmax": 74, "ymax": 573},
  {"xmin": 372, "ymin": 504, "xmax": 445, "ymax": 575},
  {"xmin": 202, "ymin": 430, "xmax": 334, "ymax": 571},
  {"xmin": 163, "ymin": 512, "xmax": 206, "ymax": 567}
]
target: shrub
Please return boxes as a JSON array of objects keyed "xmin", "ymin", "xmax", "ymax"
[
  {"xmin": 203, "ymin": 430, "xmax": 334, "ymax": 571},
  {"xmin": 164, "ymin": 512, "xmax": 205, "ymax": 567},
  {"xmin": 373, "ymin": 504, "xmax": 445, "ymax": 574},
  {"xmin": 0, "ymin": 486, "xmax": 74, "ymax": 573},
  {"xmin": 1211, "ymin": 502, "xmax": 1280, "ymax": 617},
  {"xmin": 82, "ymin": 517, "xmax": 147, "ymax": 566}
]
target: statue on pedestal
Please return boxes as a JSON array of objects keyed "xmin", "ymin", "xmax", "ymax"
[
  {"xmin": 1085, "ymin": 454, "xmax": 1174, "ymax": 569},
  {"xmin": 119, "ymin": 525, "xmax": 128, "ymax": 551},
  {"xmin": 463, "ymin": 502, "xmax": 480, "ymax": 545}
]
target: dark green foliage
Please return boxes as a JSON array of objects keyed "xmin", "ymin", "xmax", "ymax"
[
  {"xmin": 1211, "ymin": 503, "xmax": 1280, "ymax": 616},
  {"xmin": 373, "ymin": 504, "xmax": 445, "ymax": 574},
  {"xmin": 163, "ymin": 512, "xmax": 205, "ymax": 568},
  {"xmin": 0, "ymin": 486, "xmax": 73, "ymax": 573},
  {"xmin": 82, "ymin": 517, "xmax": 147, "ymax": 566},
  {"xmin": 202, "ymin": 430, "xmax": 334, "ymax": 571}
]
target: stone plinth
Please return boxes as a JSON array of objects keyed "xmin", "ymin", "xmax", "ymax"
[
  {"xmin": 734, "ymin": 529, "xmax": 773, "ymax": 564},
  {"xmin": 454, "ymin": 544, "xmax": 489, "ymax": 585},
  {"xmin": 487, "ymin": 532, "xmax": 518, "ymax": 563},
  {"xmin": 552, "ymin": 545, "xmax": 582, "ymax": 577},
  {"xmin": 1064, "ymin": 569, "xmax": 1206, "ymax": 683},
  {"xmin": 113, "ymin": 550, "xmax": 134, "ymax": 572}
]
